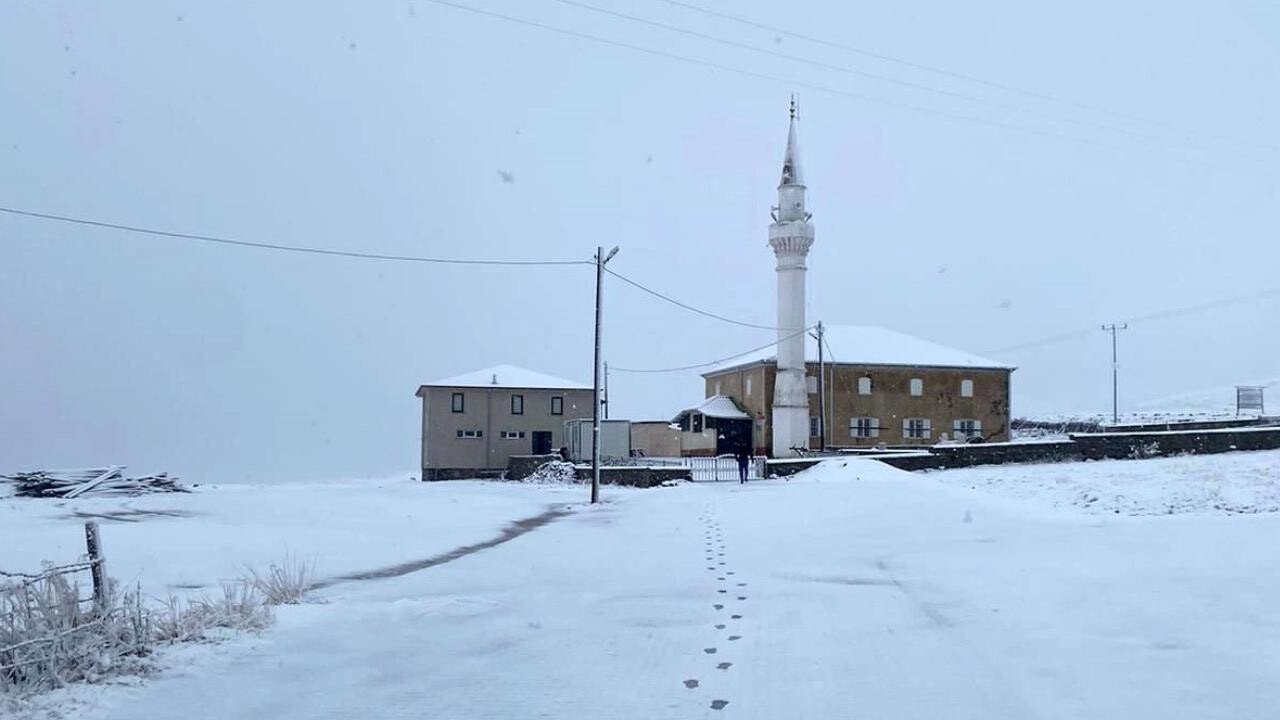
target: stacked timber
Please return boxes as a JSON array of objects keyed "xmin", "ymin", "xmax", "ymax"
[{"xmin": 1, "ymin": 467, "xmax": 188, "ymax": 498}]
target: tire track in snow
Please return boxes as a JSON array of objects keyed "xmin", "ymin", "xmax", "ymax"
[{"xmin": 312, "ymin": 505, "xmax": 571, "ymax": 589}]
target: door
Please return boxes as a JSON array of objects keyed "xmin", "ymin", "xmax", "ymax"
[{"xmin": 532, "ymin": 431, "xmax": 553, "ymax": 455}]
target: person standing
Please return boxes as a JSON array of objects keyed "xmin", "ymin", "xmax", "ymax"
[{"xmin": 735, "ymin": 446, "xmax": 752, "ymax": 484}]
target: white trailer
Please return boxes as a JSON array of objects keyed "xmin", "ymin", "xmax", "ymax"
[{"xmin": 564, "ymin": 419, "xmax": 632, "ymax": 463}]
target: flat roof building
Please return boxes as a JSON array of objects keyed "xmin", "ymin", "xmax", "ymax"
[{"xmin": 415, "ymin": 364, "xmax": 593, "ymax": 480}]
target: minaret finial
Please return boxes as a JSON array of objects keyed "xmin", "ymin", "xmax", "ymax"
[{"xmin": 789, "ymin": 94, "xmax": 797, "ymax": 120}]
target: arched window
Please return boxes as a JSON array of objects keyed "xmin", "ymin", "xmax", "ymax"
[
  {"xmin": 858, "ymin": 377, "xmax": 872, "ymax": 395},
  {"xmin": 960, "ymin": 379, "xmax": 974, "ymax": 398},
  {"xmin": 746, "ymin": 377, "xmax": 753, "ymax": 396},
  {"xmin": 909, "ymin": 378, "xmax": 923, "ymax": 396}
]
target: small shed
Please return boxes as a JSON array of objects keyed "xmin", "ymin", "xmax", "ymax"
[{"xmin": 672, "ymin": 396, "xmax": 753, "ymax": 457}]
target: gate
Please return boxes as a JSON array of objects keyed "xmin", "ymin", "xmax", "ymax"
[{"xmin": 686, "ymin": 455, "xmax": 767, "ymax": 482}]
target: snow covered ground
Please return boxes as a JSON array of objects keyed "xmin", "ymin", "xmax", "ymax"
[
  {"xmin": 928, "ymin": 449, "xmax": 1280, "ymax": 516},
  {"xmin": 6, "ymin": 455, "xmax": 1280, "ymax": 719}
]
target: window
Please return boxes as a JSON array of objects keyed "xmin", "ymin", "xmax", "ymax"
[
  {"xmin": 715, "ymin": 381, "xmax": 722, "ymax": 395},
  {"xmin": 810, "ymin": 416, "xmax": 821, "ymax": 437},
  {"xmin": 806, "ymin": 375, "xmax": 818, "ymax": 394},
  {"xmin": 746, "ymin": 377, "xmax": 753, "ymax": 396},
  {"xmin": 692, "ymin": 414, "xmax": 704, "ymax": 433},
  {"xmin": 849, "ymin": 417, "xmax": 879, "ymax": 439},
  {"xmin": 500, "ymin": 430, "xmax": 526, "ymax": 440},
  {"xmin": 903, "ymin": 418, "xmax": 931, "ymax": 439},
  {"xmin": 451, "ymin": 392, "xmax": 465, "ymax": 413},
  {"xmin": 511, "ymin": 394, "xmax": 524, "ymax": 415},
  {"xmin": 961, "ymin": 379, "xmax": 974, "ymax": 398},
  {"xmin": 954, "ymin": 419, "xmax": 982, "ymax": 439},
  {"xmin": 909, "ymin": 378, "xmax": 923, "ymax": 396},
  {"xmin": 858, "ymin": 377, "xmax": 872, "ymax": 395},
  {"xmin": 550, "ymin": 396, "xmax": 563, "ymax": 415},
  {"xmin": 456, "ymin": 429, "xmax": 483, "ymax": 439}
]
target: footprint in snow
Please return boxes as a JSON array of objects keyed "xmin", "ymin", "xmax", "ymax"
[
  {"xmin": 731, "ymin": 614, "xmax": 743, "ymax": 619},
  {"xmin": 715, "ymin": 623, "xmax": 725, "ymax": 629},
  {"xmin": 683, "ymin": 679, "xmax": 699, "ymax": 689},
  {"xmin": 711, "ymin": 700, "xmax": 729, "ymax": 710},
  {"xmin": 704, "ymin": 647, "xmax": 717, "ymax": 654},
  {"xmin": 713, "ymin": 604, "xmax": 723, "ymax": 610},
  {"xmin": 728, "ymin": 635, "xmax": 741, "ymax": 641},
  {"xmin": 716, "ymin": 662, "xmax": 732, "ymax": 670}
]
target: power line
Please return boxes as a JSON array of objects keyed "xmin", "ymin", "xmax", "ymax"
[
  {"xmin": 421, "ymin": 0, "xmax": 1271, "ymax": 177},
  {"xmin": 0, "ymin": 206, "xmax": 592, "ymax": 266},
  {"xmin": 654, "ymin": 0, "xmax": 1280, "ymax": 156},
  {"xmin": 982, "ymin": 285, "xmax": 1280, "ymax": 356},
  {"xmin": 604, "ymin": 266, "xmax": 781, "ymax": 330},
  {"xmin": 612, "ymin": 325, "xmax": 812, "ymax": 373},
  {"xmin": 2, "ymin": 205, "xmax": 803, "ymax": 333},
  {"xmin": 551, "ymin": 0, "xmax": 1266, "ymax": 165}
]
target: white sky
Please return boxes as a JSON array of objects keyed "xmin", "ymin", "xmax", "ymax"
[{"xmin": 2, "ymin": 0, "xmax": 1278, "ymax": 482}]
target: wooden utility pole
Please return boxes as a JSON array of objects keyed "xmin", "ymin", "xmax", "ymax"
[
  {"xmin": 591, "ymin": 246, "xmax": 619, "ymax": 504},
  {"xmin": 1101, "ymin": 323, "xmax": 1128, "ymax": 424},
  {"xmin": 815, "ymin": 321, "xmax": 826, "ymax": 451},
  {"xmin": 84, "ymin": 521, "xmax": 107, "ymax": 613}
]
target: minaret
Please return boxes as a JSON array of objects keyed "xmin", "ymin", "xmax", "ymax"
[{"xmin": 769, "ymin": 97, "xmax": 815, "ymax": 458}]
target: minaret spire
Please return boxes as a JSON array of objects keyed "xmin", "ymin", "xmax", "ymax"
[{"xmin": 768, "ymin": 97, "xmax": 816, "ymax": 458}]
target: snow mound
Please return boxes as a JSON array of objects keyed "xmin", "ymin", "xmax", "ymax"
[
  {"xmin": 520, "ymin": 461, "xmax": 581, "ymax": 485},
  {"xmin": 790, "ymin": 457, "xmax": 915, "ymax": 484}
]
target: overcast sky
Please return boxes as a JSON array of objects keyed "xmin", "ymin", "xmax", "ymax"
[{"xmin": 2, "ymin": 0, "xmax": 1278, "ymax": 482}]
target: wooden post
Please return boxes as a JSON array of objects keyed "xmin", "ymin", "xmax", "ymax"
[{"xmin": 84, "ymin": 521, "xmax": 107, "ymax": 613}]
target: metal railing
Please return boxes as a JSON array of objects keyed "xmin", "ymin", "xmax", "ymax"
[{"xmin": 684, "ymin": 455, "xmax": 767, "ymax": 482}]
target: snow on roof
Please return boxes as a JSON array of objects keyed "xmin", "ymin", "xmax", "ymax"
[
  {"xmin": 674, "ymin": 395, "xmax": 751, "ymax": 421},
  {"xmin": 422, "ymin": 364, "xmax": 590, "ymax": 390},
  {"xmin": 705, "ymin": 325, "xmax": 1014, "ymax": 375}
]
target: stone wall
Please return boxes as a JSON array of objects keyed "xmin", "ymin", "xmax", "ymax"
[
  {"xmin": 572, "ymin": 466, "xmax": 690, "ymax": 488},
  {"xmin": 1070, "ymin": 427, "xmax": 1280, "ymax": 460}
]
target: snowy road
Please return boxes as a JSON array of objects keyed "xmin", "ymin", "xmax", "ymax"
[{"xmin": 48, "ymin": 461, "xmax": 1280, "ymax": 719}]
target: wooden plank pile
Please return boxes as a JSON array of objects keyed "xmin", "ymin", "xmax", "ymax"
[{"xmin": 1, "ymin": 467, "xmax": 188, "ymax": 498}]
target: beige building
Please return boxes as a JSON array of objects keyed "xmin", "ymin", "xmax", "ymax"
[
  {"xmin": 415, "ymin": 365, "xmax": 593, "ymax": 480},
  {"xmin": 703, "ymin": 325, "xmax": 1015, "ymax": 455},
  {"xmin": 630, "ymin": 421, "xmax": 682, "ymax": 458}
]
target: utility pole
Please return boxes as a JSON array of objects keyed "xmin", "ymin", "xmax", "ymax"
[
  {"xmin": 591, "ymin": 246, "xmax": 619, "ymax": 504},
  {"xmin": 812, "ymin": 321, "xmax": 826, "ymax": 451},
  {"xmin": 1101, "ymin": 323, "xmax": 1128, "ymax": 425}
]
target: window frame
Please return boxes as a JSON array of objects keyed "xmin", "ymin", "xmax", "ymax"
[
  {"xmin": 511, "ymin": 394, "xmax": 524, "ymax": 415},
  {"xmin": 903, "ymin": 417, "xmax": 931, "ymax": 440},
  {"xmin": 451, "ymin": 392, "xmax": 465, "ymax": 413},
  {"xmin": 456, "ymin": 429, "xmax": 483, "ymax": 439},
  {"xmin": 909, "ymin": 378, "xmax": 924, "ymax": 397},
  {"xmin": 499, "ymin": 430, "xmax": 527, "ymax": 440},
  {"xmin": 954, "ymin": 419, "xmax": 981, "ymax": 439},
  {"xmin": 550, "ymin": 396, "xmax": 563, "ymax": 416},
  {"xmin": 849, "ymin": 417, "xmax": 879, "ymax": 439},
  {"xmin": 960, "ymin": 379, "xmax": 974, "ymax": 398},
  {"xmin": 857, "ymin": 377, "xmax": 872, "ymax": 396}
]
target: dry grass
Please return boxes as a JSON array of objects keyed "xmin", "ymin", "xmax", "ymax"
[
  {"xmin": 245, "ymin": 556, "xmax": 313, "ymax": 606},
  {"xmin": 2, "ymin": 554, "xmax": 313, "ymax": 698}
]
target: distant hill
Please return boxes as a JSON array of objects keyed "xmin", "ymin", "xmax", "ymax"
[{"xmin": 1135, "ymin": 376, "xmax": 1279, "ymax": 416}]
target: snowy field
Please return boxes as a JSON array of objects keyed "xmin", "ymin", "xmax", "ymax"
[
  {"xmin": 929, "ymin": 449, "xmax": 1280, "ymax": 516},
  {"xmin": 5, "ymin": 454, "xmax": 1280, "ymax": 719}
]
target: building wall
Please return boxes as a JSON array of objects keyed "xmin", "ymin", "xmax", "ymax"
[
  {"xmin": 630, "ymin": 422, "xmax": 682, "ymax": 458},
  {"xmin": 420, "ymin": 386, "xmax": 593, "ymax": 474},
  {"xmin": 706, "ymin": 363, "xmax": 1011, "ymax": 453},
  {"xmin": 704, "ymin": 365, "xmax": 772, "ymax": 454}
]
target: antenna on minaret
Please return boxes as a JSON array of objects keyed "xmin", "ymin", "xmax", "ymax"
[{"xmin": 789, "ymin": 94, "xmax": 797, "ymax": 120}]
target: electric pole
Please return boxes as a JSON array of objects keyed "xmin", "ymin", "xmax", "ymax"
[
  {"xmin": 812, "ymin": 321, "xmax": 826, "ymax": 451},
  {"xmin": 1101, "ymin": 323, "xmax": 1128, "ymax": 425},
  {"xmin": 591, "ymin": 246, "xmax": 619, "ymax": 504}
]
